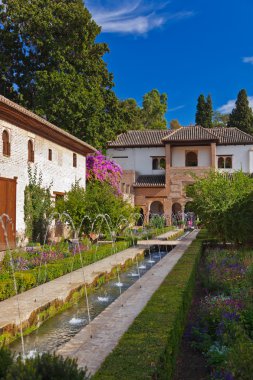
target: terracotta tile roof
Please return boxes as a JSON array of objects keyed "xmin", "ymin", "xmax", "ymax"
[
  {"xmin": 162, "ymin": 125, "xmax": 253, "ymax": 145},
  {"xmin": 133, "ymin": 174, "xmax": 165, "ymax": 187},
  {"xmin": 108, "ymin": 130, "xmax": 172, "ymax": 147},
  {"xmin": 162, "ymin": 125, "xmax": 218, "ymax": 142},
  {"xmin": 0, "ymin": 95, "xmax": 96, "ymax": 153},
  {"xmin": 208, "ymin": 127, "xmax": 253, "ymax": 144},
  {"xmin": 108, "ymin": 126, "xmax": 253, "ymax": 147}
]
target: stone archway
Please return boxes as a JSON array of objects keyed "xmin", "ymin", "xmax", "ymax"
[
  {"xmin": 172, "ymin": 202, "xmax": 182, "ymax": 225},
  {"xmin": 172, "ymin": 202, "xmax": 182, "ymax": 214},
  {"xmin": 149, "ymin": 201, "xmax": 164, "ymax": 217}
]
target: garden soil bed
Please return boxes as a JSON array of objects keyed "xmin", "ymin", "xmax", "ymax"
[{"xmin": 173, "ymin": 262, "xmax": 209, "ymax": 380}]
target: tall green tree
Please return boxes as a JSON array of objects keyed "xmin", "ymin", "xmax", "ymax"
[
  {"xmin": 0, "ymin": 0, "xmax": 122, "ymax": 148},
  {"xmin": 195, "ymin": 94, "xmax": 213, "ymax": 128},
  {"xmin": 195, "ymin": 94, "xmax": 206, "ymax": 127},
  {"xmin": 228, "ymin": 89, "xmax": 253, "ymax": 134},
  {"xmin": 141, "ymin": 89, "xmax": 168, "ymax": 129},
  {"xmin": 118, "ymin": 98, "xmax": 143, "ymax": 131},
  {"xmin": 205, "ymin": 94, "xmax": 213, "ymax": 128}
]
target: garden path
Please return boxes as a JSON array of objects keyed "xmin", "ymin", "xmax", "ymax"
[{"xmin": 57, "ymin": 230, "xmax": 199, "ymax": 375}]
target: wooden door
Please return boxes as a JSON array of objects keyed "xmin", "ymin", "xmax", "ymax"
[{"xmin": 0, "ymin": 177, "xmax": 17, "ymax": 250}]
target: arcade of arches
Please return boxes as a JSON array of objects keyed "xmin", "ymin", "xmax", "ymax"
[{"xmin": 138, "ymin": 200, "xmax": 195, "ymax": 225}]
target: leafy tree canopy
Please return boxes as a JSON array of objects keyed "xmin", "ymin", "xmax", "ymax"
[
  {"xmin": 118, "ymin": 89, "xmax": 168, "ymax": 131},
  {"xmin": 187, "ymin": 170, "xmax": 253, "ymax": 243},
  {"xmin": 212, "ymin": 111, "xmax": 229, "ymax": 127},
  {"xmin": 57, "ymin": 180, "xmax": 136, "ymax": 236},
  {"xmin": 170, "ymin": 119, "xmax": 181, "ymax": 130},
  {"xmin": 141, "ymin": 89, "xmax": 168, "ymax": 129},
  {"xmin": 0, "ymin": 1, "xmax": 169, "ymax": 148},
  {"xmin": 228, "ymin": 89, "xmax": 253, "ymax": 134},
  {"xmin": 0, "ymin": 0, "xmax": 123, "ymax": 148}
]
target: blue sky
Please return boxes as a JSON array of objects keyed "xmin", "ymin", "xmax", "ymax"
[{"xmin": 86, "ymin": 0, "xmax": 253, "ymax": 126}]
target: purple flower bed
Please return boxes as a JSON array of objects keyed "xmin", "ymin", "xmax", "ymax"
[
  {"xmin": 186, "ymin": 247, "xmax": 253, "ymax": 379},
  {"xmin": 2, "ymin": 241, "xmax": 90, "ymax": 272}
]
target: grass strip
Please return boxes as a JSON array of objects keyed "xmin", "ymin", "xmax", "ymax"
[{"xmin": 93, "ymin": 230, "xmax": 207, "ymax": 380}]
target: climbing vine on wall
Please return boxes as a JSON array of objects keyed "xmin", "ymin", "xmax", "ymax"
[{"xmin": 24, "ymin": 165, "xmax": 52, "ymax": 244}]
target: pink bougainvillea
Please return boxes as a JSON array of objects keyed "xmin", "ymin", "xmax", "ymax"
[{"xmin": 86, "ymin": 152, "xmax": 123, "ymax": 193}]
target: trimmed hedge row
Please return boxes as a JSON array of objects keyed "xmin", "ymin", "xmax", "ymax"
[
  {"xmin": 0, "ymin": 241, "xmax": 131, "ymax": 301},
  {"xmin": 0, "ymin": 228, "xmax": 176, "ymax": 302},
  {"xmin": 93, "ymin": 230, "xmax": 207, "ymax": 380}
]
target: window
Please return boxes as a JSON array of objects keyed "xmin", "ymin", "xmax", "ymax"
[
  {"xmin": 185, "ymin": 151, "xmax": 198, "ymax": 167},
  {"xmin": 28, "ymin": 139, "xmax": 34, "ymax": 162},
  {"xmin": 48, "ymin": 149, "xmax": 52, "ymax": 161},
  {"xmin": 73, "ymin": 153, "xmax": 77, "ymax": 167},
  {"xmin": 152, "ymin": 157, "xmax": 166, "ymax": 170},
  {"xmin": 218, "ymin": 156, "xmax": 232, "ymax": 169},
  {"xmin": 2, "ymin": 130, "xmax": 10, "ymax": 157},
  {"xmin": 152, "ymin": 158, "xmax": 159, "ymax": 170},
  {"xmin": 218, "ymin": 157, "xmax": 224, "ymax": 168},
  {"xmin": 160, "ymin": 158, "xmax": 166, "ymax": 169}
]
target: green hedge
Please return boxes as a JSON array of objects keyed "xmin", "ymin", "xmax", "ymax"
[
  {"xmin": 0, "ymin": 241, "xmax": 131, "ymax": 301},
  {"xmin": 93, "ymin": 230, "xmax": 207, "ymax": 380}
]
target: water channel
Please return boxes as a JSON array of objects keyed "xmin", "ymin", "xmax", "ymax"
[{"xmin": 10, "ymin": 246, "xmax": 171, "ymax": 357}]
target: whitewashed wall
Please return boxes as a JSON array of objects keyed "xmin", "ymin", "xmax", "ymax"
[
  {"xmin": 216, "ymin": 145, "xmax": 252, "ymax": 172},
  {"xmin": 0, "ymin": 119, "xmax": 86, "ymax": 235},
  {"xmin": 107, "ymin": 147, "xmax": 166, "ymax": 175},
  {"xmin": 108, "ymin": 144, "xmax": 253, "ymax": 174},
  {"xmin": 171, "ymin": 146, "xmax": 211, "ymax": 167}
]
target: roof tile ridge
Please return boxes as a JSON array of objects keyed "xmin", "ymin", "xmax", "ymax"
[
  {"xmin": 233, "ymin": 127, "xmax": 253, "ymax": 138},
  {"xmin": 196, "ymin": 125, "xmax": 218, "ymax": 138},
  {"xmin": 124, "ymin": 129, "xmax": 168, "ymax": 133},
  {"xmin": 162, "ymin": 127, "xmax": 183, "ymax": 141},
  {"xmin": 0, "ymin": 95, "xmax": 95, "ymax": 151}
]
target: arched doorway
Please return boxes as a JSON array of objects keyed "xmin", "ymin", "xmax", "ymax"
[
  {"xmin": 172, "ymin": 203, "xmax": 182, "ymax": 214},
  {"xmin": 149, "ymin": 201, "xmax": 164, "ymax": 217},
  {"xmin": 172, "ymin": 202, "xmax": 182, "ymax": 225}
]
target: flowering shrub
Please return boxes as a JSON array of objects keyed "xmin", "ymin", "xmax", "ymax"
[{"xmin": 86, "ymin": 152, "xmax": 123, "ymax": 193}]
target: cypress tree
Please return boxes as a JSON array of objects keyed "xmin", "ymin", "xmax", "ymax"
[
  {"xmin": 205, "ymin": 94, "xmax": 213, "ymax": 128},
  {"xmin": 228, "ymin": 89, "xmax": 253, "ymax": 134},
  {"xmin": 195, "ymin": 94, "xmax": 213, "ymax": 128},
  {"xmin": 195, "ymin": 94, "xmax": 206, "ymax": 126}
]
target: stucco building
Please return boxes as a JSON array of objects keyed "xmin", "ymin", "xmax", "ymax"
[
  {"xmin": 107, "ymin": 125, "xmax": 253, "ymax": 224},
  {"xmin": 0, "ymin": 96, "xmax": 95, "ymax": 250}
]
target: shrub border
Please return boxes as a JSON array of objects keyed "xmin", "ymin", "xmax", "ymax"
[{"xmin": 93, "ymin": 230, "xmax": 207, "ymax": 380}]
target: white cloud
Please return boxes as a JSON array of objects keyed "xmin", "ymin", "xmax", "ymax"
[
  {"xmin": 242, "ymin": 57, "xmax": 253, "ymax": 64},
  {"xmin": 86, "ymin": 1, "xmax": 194, "ymax": 35},
  {"xmin": 168, "ymin": 105, "xmax": 185, "ymax": 112},
  {"xmin": 218, "ymin": 96, "xmax": 253, "ymax": 114}
]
